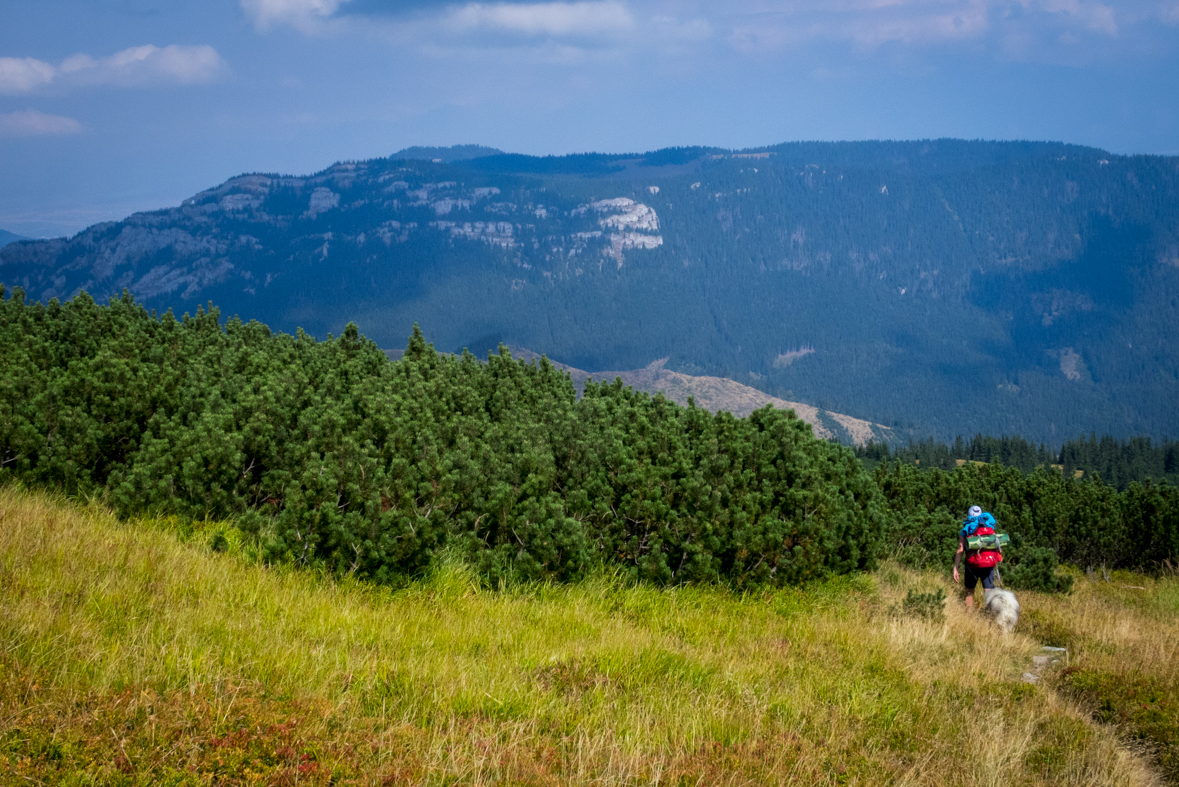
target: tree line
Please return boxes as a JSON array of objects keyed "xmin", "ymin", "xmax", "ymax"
[
  {"xmin": 857, "ymin": 434, "xmax": 1179, "ymax": 490},
  {"xmin": 2, "ymin": 288, "xmax": 1175, "ymax": 591}
]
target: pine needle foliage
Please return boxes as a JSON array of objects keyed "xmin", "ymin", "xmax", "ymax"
[
  {"xmin": 900, "ymin": 587, "xmax": 946, "ymax": 622},
  {"xmin": 0, "ymin": 287, "xmax": 882, "ymax": 586},
  {"xmin": 3, "ymin": 287, "xmax": 1174, "ymax": 592}
]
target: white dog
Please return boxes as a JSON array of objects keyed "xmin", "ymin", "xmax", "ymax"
[{"xmin": 983, "ymin": 588, "xmax": 1020, "ymax": 632}]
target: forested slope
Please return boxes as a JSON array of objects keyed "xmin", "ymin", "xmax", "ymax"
[
  {"xmin": 0, "ymin": 228, "xmax": 27, "ymax": 248},
  {"xmin": 2, "ymin": 290, "xmax": 1175, "ymax": 593},
  {"xmin": 0, "ymin": 287, "xmax": 882, "ymax": 586},
  {"xmin": 860, "ymin": 433, "xmax": 1179, "ymax": 490},
  {"xmin": 2, "ymin": 140, "xmax": 1177, "ymax": 442}
]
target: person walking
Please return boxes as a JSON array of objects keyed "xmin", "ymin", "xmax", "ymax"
[{"xmin": 953, "ymin": 504, "xmax": 1003, "ymax": 611}]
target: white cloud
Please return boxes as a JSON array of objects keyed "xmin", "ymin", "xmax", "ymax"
[
  {"xmin": 1087, "ymin": 5, "xmax": 1116, "ymax": 34},
  {"xmin": 651, "ymin": 15, "xmax": 713, "ymax": 42},
  {"xmin": 721, "ymin": 0, "xmax": 1127, "ymax": 54},
  {"xmin": 1034, "ymin": 0, "xmax": 1117, "ymax": 35},
  {"xmin": 0, "ymin": 109, "xmax": 82, "ymax": 137},
  {"xmin": 446, "ymin": 2, "xmax": 635, "ymax": 38},
  {"xmin": 847, "ymin": 1, "xmax": 991, "ymax": 46},
  {"xmin": 0, "ymin": 58, "xmax": 56, "ymax": 94},
  {"xmin": 61, "ymin": 45, "xmax": 227, "ymax": 86},
  {"xmin": 0, "ymin": 45, "xmax": 226, "ymax": 93},
  {"xmin": 726, "ymin": 0, "xmax": 995, "ymax": 53},
  {"xmin": 241, "ymin": 0, "xmax": 350, "ymax": 31},
  {"xmin": 1167, "ymin": 4, "xmax": 1179, "ymax": 24},
  {"xmin": 240, "ymin": 0, "xmax": 1142, "ymax": 65}
]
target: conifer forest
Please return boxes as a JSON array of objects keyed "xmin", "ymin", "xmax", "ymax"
[{"xmin": 3, "ymin": 287, "xmax": 1175, "ymax": 593}]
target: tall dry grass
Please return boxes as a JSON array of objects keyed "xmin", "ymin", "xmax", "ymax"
[{"xmin": 0, "ymin": 486, "xmax": 1165, "ymax": 785}]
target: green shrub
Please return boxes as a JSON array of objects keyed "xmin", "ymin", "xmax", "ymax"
[
  {"xmin": 208, "ymin": 530, "xmax": 229, "ymax": 553},
  {"xmin": 1004, "ymin": 547, "xmax": 1074, "ymax": 594},
  {"xmin": 0, "ymin": 290, "xmax": 883, "ymax": 587},
  {"xmin": 900, "ymin": 588, "xmax": 946, "ymax": 622},
  {"xmin": 2, "ymin": 287, "xmax": 1167, "ymax": 592}
]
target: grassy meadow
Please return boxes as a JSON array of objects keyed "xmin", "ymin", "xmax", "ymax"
[{"xmin": 1, "ymin": 485, "xmax": 1176, "ymax": 786}]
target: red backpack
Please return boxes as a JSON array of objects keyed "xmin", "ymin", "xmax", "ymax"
[{"xmin": 966, "ymin": 521, "xmax": 1003, "ymax": 568}]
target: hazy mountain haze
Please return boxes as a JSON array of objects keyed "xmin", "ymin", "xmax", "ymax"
[{"xmin": 0, "ymin": 229, "xmax": 29, "ymax": 248}]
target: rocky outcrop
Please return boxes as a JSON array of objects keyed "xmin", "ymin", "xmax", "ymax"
[
  {"xmin": 507, "ymin": 349, "xmax": 894, "ymax": 446},
  {"xmin": 0, "ymin": 159, "xmax": 666, "ymax": 306}
]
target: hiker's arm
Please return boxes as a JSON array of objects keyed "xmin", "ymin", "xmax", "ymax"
[{"xmin": 953, "ymin": 537, "xmax": 965, "ymax": 583}]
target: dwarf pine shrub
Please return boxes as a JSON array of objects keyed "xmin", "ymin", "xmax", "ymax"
[
  {"xmin": 0, "ymin": 288, "xmax": 882, "ymax": 586},
  {"xmin": 2, "ymin": 287, "xmax": 1173, "ymax": 589}
]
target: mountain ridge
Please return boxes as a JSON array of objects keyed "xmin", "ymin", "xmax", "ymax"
[
  {"xmin": 391, "ymin": 144, "xmax": 506, "ymax": 162},
  {"xmin": 3, "ymin": 139, "xmax": 1177, "ymax": 443},
  {"xmin": 0, "ymin": 229, "xmax": 29, "ymax": 248}
]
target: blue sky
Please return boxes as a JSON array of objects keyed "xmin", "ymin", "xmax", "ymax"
[{"xmin": 2, "ymin": 0, "xmax": 1177, "ymax": 237}]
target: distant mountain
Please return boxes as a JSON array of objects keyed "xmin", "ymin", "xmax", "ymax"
[
  {"xmin": 391, "ymin": 145, "xmax": 505, "ymax": 162},
  {"xmin": 3, "ymin": 140, "xmax": 1178, "ymax": 443},
  {"xmin": 506, "ymin": 349, "xmax": 894, "ymax": 446},
  {"xmin": 0, "ymin": 229, "xmax": 28, "ymax": 248}
]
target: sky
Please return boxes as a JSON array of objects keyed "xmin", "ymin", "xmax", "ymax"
[{"xmin": 1, "ymin": 0, "xmax": 1177, "ymax": 238}]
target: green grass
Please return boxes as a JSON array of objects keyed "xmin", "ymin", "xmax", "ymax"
[
  {"xmin": 0, "ymin": 486, "xmax": 1169, "ymax": 785},
  {"xmin": 1019, "ymin": 566, "xmax": 1179, "ymax": 782}
]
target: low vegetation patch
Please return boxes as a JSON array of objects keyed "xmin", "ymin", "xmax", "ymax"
[
  {"xmin": 899, "ymin": 587, "xmax": 946, "ymax": 622},
  {"xmin": 3, "ymin": 291, "xmax": 1176, "ymax": 596},
  {"xmin": 0, "ymin": 290, "xmax": 882, "ymax": 588},
  {"xmin": 1060, "ymin": 669, "xmax": 1178, "ymax": 780},
  {"xmin": 1016, "ymin": 569, "xmax": 1179, "ymax": 782},
  {"xmin": 1, "ymin": 487, "xmax": 1170, "ymax": 785}
]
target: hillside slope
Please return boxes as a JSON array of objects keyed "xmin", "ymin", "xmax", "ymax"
[
  {"xmin": 3, "ymin": 140, "xmax": 1178, "ymax": 442},
  {"xmin": 508, "ymin": 349, "xmax": 894, "ymax": 445},
  {"xmin": 0, "ymin": 228, "xmax": 27, "ymax": 248},
  {"xmin": 1, "ymin": 487, "xmax": 1168, "ymax": 786}
]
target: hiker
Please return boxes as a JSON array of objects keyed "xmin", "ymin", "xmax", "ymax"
[{"xmin": 953, "ymin": 504, "xmax": 1003, "ymax": 611}]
